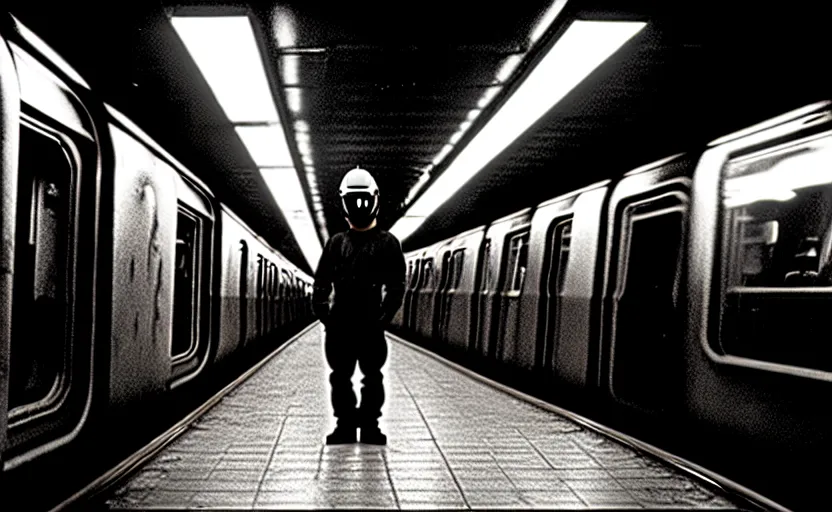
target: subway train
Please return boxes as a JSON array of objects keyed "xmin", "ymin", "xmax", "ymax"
[
  {"xmin": 390, "ymin": 100, "xmax": 832, "ymax": 505},
  {"xmin": 0, "ymin": 15, "xmax": 315, "ymax": 476}
]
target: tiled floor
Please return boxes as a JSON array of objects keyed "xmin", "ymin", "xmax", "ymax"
[{"xmin": 103, "ymin": 324, "xmax": 746, "ymax": 509}]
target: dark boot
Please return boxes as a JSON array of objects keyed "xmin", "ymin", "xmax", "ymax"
[
  {"xmin": 360, "ymin": 424, "xmax": 387, "ymax": 445},
  {"xmin": 326, "ymin": 423, "xmax": 357, "ymax": 445}
]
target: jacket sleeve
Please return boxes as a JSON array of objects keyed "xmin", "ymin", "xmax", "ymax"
[
  {"xmin": 380, "ymin": 234, "xmax": 407, "ymax": 325},
  {"xmin": 312, "ymin": 236, "xmax": 335, "ymax": 324}
]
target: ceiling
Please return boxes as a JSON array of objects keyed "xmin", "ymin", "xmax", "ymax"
[{"xmin": 4, "ymin": 1, "xmax": 831, "ymax": 274}]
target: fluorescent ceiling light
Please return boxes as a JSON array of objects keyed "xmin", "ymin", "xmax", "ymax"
[
  {"xmin": 171, "ymin": 16, "xmax": 279, "ymax": 122},
  {"xmin": 496, "ymin": 55, "xmax": 523, "ymax": 83},
  {"xmin": 235, "ymin": 125, "xmax": 294, "ymax": 167},
  {"xmin": 287, "ymin": 88, "xmax": 302, "ymax": 113},
  {"xmin": 173, "ymin": 14, "xmax": 323, "ymax": 271},
  {"xmin": 283, "ymin": 55, "xmax": 300, "ymax": 85},
  {"xmin": 477, "ymin": 87, "xmax": 501, "ymax": 109},
  {"xmin": 390, "ymin": 20, "xmax": 645, "ymax": 241},
  {"xmin": 530, "ymin": 0, "xmax": 570, "ymax": 44},
  {"xmin": 261, "ymin": 168, "xmax": 322, "ymax": 270}
]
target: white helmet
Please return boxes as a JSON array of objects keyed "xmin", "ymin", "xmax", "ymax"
[{"xmin": 339, "ymin": 166, "xmax": 380, "ymax": 228}]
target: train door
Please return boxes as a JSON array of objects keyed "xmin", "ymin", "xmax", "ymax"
[
  {"xmin": 295, "ymin": 276, "xmax": 304, "ymax": 325},
  {"xmin": 256, "ymin": 254, "xmax": 264, "ymax": 338},
  {"xmin": 493, "ymin": 229, "xmax": 530, "ymax": 363},
  {"xmin": 473, "ymin": 238, "xmax": 493, "ymax": 356},
  {"xmin": 282, "ymin": 269, "xmax": 293, "ymax": 324},
  {"xmin": 276, "ymin": 264, "xmax": 283, "ymax": 329},
  {"xmin": 439, "ymin": 249, "xmax": 465, "ymax": 345},
  {"xmin": 415, "ymin": 258, "xmax": 435, "ymax": 339},
  {"xmin": 239, "ymin": 240, "xmax": 248, "ymax": 347},
  {"xmin": 404, "ymin": 258, "xmax": 420, "ymax": 329},
  {"xmin": 607, "ymin": 186, "xmax": 688, "ymax": 413},
  {"xmin": 538, "ymin": 217, "xmax": 573, "ymax": 375},
  {"xmin": 1, "ymin": 35, "xmax": 99, "ymax": 466},
  {"xmin": 433, "ymin": 250, "xmax": 452, "ymax": 340}
]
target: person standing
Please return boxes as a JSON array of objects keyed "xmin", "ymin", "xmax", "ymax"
[{"xmin": 312, "ymin": 167, "xmax": 406, "ymax": 445}]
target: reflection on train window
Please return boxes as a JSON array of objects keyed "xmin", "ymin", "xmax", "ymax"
[
  {"xmin": 507, "ymin": 232, "xmax": 530, "ymax": 292},
  {"xmin": 10, "ymin": 124, "xmax": 73, "ymax": 411},
  {"xmin": 172, "ymin": 207, "xmax": 202, "ymax": 359},
  {"xmin": 451, "ymin": 249, "xmax": 465, "ymax": 290},
  {"xmin": 719, "ymin": 137, "xmax": 832, "ymax": 371}
]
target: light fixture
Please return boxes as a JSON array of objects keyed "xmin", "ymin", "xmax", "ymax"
[
  {"xmin": 234, "ymin": 125, "xmax": 294, "ymax": 167},
  {"xmin": 530, "ymin": 0, "xmax": 570, "ymax": 44},
  {"xmin": 476, "ymin": 87, "xmax": 500, "ymax": 109},
  {"xmin": 170, "ymin": 16, "xmax": 279, "ymax": 123},
  {"xmin": 390, "ymin": 19, "xmax": 646, "ymax": 242},
  {"xmin": 173, "ymin": 14, "xmax": 322, "ymax": 271}
]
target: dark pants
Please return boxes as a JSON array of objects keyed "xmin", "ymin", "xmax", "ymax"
[{"xmin": 324, "ymin": 321, "xmax": 388, "ymax": 429}]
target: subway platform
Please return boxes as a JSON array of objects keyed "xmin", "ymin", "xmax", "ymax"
[{"xmin": 97, "ymin": 323, "xmax": 750, "ymax": 510}]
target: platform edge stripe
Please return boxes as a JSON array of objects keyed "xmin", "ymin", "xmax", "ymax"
[
  {"xmin": 385, "ymin": 332, "xmax": 789, "ymax": 512},
  {"xmin": 49, "ymin": 321, "xmax": 321, "ymax": 512}
]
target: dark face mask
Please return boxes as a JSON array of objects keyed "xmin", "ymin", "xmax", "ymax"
[{"xmin": 342, "ymin": 192, "xmax": 378, "ymax": 228}]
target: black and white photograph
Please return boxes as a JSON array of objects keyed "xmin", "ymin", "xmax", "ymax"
[{"xmin": 0, "ymin": 1, "xmax": 828, "ymax": 510}]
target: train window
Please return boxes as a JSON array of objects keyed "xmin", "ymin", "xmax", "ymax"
[
  {"xmin": 451, "ymin": 249, "xmax": 465, "ymax": 290},
  {"xmin": 718, "ymin": 136, "xmax": 832, "ymax": 371},
  {"xmin": 507, "ymin": 232, "xmax": 530, "ymax": 292},
  {"xmin": 407, "ymin": 261, "xmax": 413, "ymax": 288},
  {"xmin": 545, "ymin": 219, "xmax": 572, "ymax": 301},
  {"xmin": 9, "ymin": 123, "xmax": 74, "ymax": 411},
  {"xmin": 171, "ymin": 206, "xmax": 203, "ymax": 359}
]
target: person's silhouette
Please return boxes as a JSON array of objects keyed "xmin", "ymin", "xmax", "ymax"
[{"xmin": 312, "ymin": 167, "xmax": 406, "ymax": 445}]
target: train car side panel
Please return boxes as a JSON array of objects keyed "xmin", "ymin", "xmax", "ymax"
[
  {"xmin": 601, "ymin": 160, "xmax": 693, "ymax": 414},
  {"xmin": 444, "ymin": 229, "xmax": 485, "ymax": 351},
  {"xmin": 552, "ymin": 187, "xmax": 607, "ymax": 388},
  {"xmin": 0, "ymin": 32, "xmax": 20, "ymax": 464},
  {"xmin": 491, "ymin": 209, "xmax": 533, "ymax": 367},
  {"xmin": 108, "ymin": 124, "xmax": 176, "ymax": 405}
]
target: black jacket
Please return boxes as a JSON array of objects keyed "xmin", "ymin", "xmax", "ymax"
[{"xmin": 312, "ymin": 227, "xmax": 406, "ymax": 328}]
